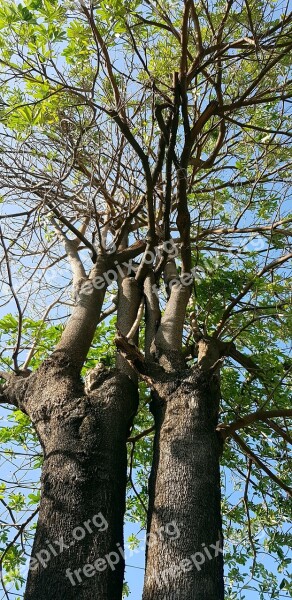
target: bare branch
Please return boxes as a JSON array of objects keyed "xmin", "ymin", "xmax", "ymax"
[
  {"xmin": 218, "ymin": 409, "xmax": 292, "ymax": 440},
  {"xmin": 215, "ymin": 253, "xmax": 292, "ymax": 336},
  {"xmin": 232, "ymin": 432, "xmax": 292, "ymax": 497}
]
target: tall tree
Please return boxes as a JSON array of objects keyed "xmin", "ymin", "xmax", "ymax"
[{"xmin": 0, "ymin": 1, "xmax": 291, "ymax": 599}]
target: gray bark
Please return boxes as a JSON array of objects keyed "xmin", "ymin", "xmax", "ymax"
[
  {"xmin": 142, "ymin": 365, "xmax": 224, "ymax": 600},
  {"xmin": 22, "ymin": 354, "xmax": 138, "ymax": 600},
  {"xmin": 155, "ymin": 282, "xmax": 190, "ymax": 355}
]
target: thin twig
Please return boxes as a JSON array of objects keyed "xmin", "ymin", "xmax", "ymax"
[
  {"xmin": 0, "ymin": 508, "xmax": 39, "ymax": 572},
  {"xmin": 0, "ymin": 226, "xmax": 23, "ymax": 372},
  {"xmin": 243, "ymin": 459, "xmax": 257, "ymax": 578},
  {"xmin": 232, "ymin": 432, "xmax": 292, "ymax": 497},
  {"xmin": 128, "ymin": 426, "xmax": 155, "ymax": 443}
]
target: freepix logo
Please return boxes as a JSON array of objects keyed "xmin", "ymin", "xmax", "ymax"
[
  {"xmin": 76, "ymin": 238, "xmax": 206, "ymax": 301},
  {"xmin": 79, "ymin": 239, "xmax": 180, "ymax": 296},
  {"xmin": 29, "ymin": 512, "xmax": 108, "ymax": 571},
  {"xmin": 65, "ymin": 520, "xmax": 181, "ymax": 587},
  {"xmin": 75, "ymin": 233, "xmax": 267, "ymax": 302},
  {"xmin": 150, "ymin": 539, "xmax": 224, "ymax": 587}
]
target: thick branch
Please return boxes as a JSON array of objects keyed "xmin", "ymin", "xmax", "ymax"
[
  {"xmin": 54, "ymin": 257, "xmax": 108, "ymax": 370},
  {"xmin": 51, "ymin": 217, "xmax": 86, "ymax": 287},
  {"xmin": 0, "ymin": 372, "xmax": 32, "ymax": 410},
  {"xmin": 228, "ymin": 346, "xmax": 264, "ymax": 378},
  {"xmin": 155, "ymin": 280, "xmax": 191, "ymax": 365},
  {"xmin": 195, "ymin": 219, "xmax": 292, "ymax": 240},
  {"xmin": 144, "ymin": 272, "xmax": 161, "ymax": 360},
  {"xmin": 117, "ymin": 275, "xmax": 142, "ymax": 381}
]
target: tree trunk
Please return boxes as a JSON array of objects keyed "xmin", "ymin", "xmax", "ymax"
[
  {"xmin": 23, "ymin": 354, "xmax": 138, "ymax": 600},
  {"xmin": 142, "ymin": 366, "xmax": 224, "ymax": 600}
]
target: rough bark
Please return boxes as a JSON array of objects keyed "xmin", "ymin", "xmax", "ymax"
[
  {"xmin": 142, "ymin": 365, "xmax": 224, "ymax": 600},
  {"xmin": 21, "ymin": 353, "xmax": 138, "ymax": 600}
]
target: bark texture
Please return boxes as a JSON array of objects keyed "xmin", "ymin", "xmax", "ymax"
[
  {"xmin": 142, "ymin": 366, "xmax": 224, "ymax": 600},
  {"xmin": 22, "ymin": 353, "xmax": 138, "ymax": 600}
]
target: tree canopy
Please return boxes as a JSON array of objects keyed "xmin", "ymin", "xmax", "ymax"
[{"xmin": 0, "ymin": 1, "xmax": 291, "ymax": 599}]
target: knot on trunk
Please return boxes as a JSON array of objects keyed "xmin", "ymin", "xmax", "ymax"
[
  {"xmin": 197, "ymin": 338, "xmax": 232, "ymax": 372},
  {"xmin": 84, "ymin": 363, "xmax": 112, "ymax": 392}
]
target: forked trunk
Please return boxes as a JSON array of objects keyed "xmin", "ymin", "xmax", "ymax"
[
  {"xmin": 23, "ymin": 355, "xmax": 138, "ymax": 600},
  {"xmin": 142, "ymin": 366, "xmax": 224, "ymax": 600}
]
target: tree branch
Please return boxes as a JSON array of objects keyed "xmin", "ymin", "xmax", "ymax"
[
  {"xmin": 50, "ymin": 217, "xmax": 87, "ymax": 287},
  {"xmin": 127, "ymin": 426, "xmax": 155, "ymax": 443},
  {"xmin": 215, "ymin": 252, "xmax": 292, "ymax": 336},
  {"xmin": 218, "ymin": 409, "xmax": 292, "ymax": 440},
  {"xmin": 0, "ymin": 226, "xmax": 23, "ymax": 372},
  {"xmin": 232, "ymin": 432, "xmax": 292, "ymax": 497}
]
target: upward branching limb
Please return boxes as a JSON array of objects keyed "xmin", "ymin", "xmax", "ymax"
[
  {"xmin": 50, "ymin": 216, "xmax": 87, "ymax": 288},
  {"xmin": 116, "ymin": 272, "xmax": 142, "ymax": 381},
  {"xmin": 144, "ymin": 271, "xmax": 161, "ymax": 360},
  {"xmin": 155, "ymin": 280, "xmax": 191, "ymax": 369},
  {"xmin": 45, "ymin": 200, "xmax": 97, "ymax": 262}
]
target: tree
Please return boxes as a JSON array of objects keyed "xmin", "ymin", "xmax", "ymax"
[{"xmin": 0, "ymin": 0, "xmax": 291, "ymax": 598}]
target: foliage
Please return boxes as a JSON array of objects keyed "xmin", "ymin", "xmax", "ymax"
[{"xmin": 0, "ymin": 0, "xmax": 291, "ymax": 598}]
